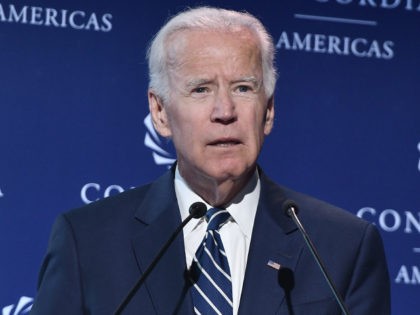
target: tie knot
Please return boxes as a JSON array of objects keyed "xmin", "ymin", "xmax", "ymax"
[{"xmin": 206, "ymin": 208, "xmax": 230, "ymax": 231}]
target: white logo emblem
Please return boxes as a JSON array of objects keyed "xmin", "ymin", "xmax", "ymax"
[
  {"xmin": 0, "ymin": 188, "xmax": 3, "ymax": 198},
  {"xmin": 144, "ymin": 113, "xmax": 176, "ymax": 167},
  {"xmin": 2, "ymin": 296, "xmax": 33, "ymax": 315}
]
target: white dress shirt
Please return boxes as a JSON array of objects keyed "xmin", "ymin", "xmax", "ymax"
[{"xmin": 175, "ymin": 167, "xmax": 260, "ymax": 315}]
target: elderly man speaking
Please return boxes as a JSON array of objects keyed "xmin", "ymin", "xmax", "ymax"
[{"xmin": 31, "ymin": 7, "xmax": 390, "ymax": 315}]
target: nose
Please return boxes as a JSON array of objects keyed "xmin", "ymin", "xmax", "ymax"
[{"xmin": 210, "ymin": 89, "xmax": 237, "ymax": 124}]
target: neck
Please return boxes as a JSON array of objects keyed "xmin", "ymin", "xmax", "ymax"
[{"xmin": 179, "ymin": 167, "xmax": 256, "ymax": 207}]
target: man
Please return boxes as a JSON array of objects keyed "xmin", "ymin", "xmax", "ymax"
[{"xmin": 31, "ymin": 7, "xmax": 390, "ymax": 315}]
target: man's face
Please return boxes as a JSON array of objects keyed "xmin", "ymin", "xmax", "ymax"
[{"xmin": 150, "ymin": 28, "xmax": 274, "ymax": 187}]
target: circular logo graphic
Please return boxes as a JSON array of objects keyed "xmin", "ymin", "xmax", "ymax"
[{"xmin": 143, "ymin": 113, "xmax": 176, "ymax": 168}]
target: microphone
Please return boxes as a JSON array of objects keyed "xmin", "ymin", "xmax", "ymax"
[
  {"xmin": 113, "ymin": 202, "xmax": 207, "ymax": 315},
  {"xmin": 282, "ymin": 200, "xmax": 350, "ymax": 315}
]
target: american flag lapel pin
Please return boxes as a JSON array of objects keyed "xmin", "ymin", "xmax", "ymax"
[{"xmin": 267, "ymin": 260, "xmax": 281, "ymax": 270}]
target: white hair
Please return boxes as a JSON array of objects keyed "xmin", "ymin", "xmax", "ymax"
[{"xmin": 146, "ymin": 7, "xmax": 277, "ymax": 103}]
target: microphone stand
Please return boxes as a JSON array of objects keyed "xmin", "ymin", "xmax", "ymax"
[
  {"xmin": 285, "ymin": 202, "xmax": 351, "ymax": 315},
  {"xmin": 113, "ymin": 202, "xmax": 207, "ymax": 315}
]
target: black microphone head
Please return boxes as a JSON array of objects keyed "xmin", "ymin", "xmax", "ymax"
[
  {"xmin": 282, "ymin": 199, "xmax": 299, "ymax": 217},
  {"xmin": 189, "ymin": 202, "xmax": 207, "ymax": 219}
]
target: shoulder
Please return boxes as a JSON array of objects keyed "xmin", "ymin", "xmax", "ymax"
[
  {"xmin": 64, "ymin": 168, "xmax": 176, "ymax": 224},
  {"xmin": 64, "ymin": 182, "xmax": 152, "ymax": 225},
  {"xmin": 283, "ymin": 186, "xmax": 366, "ymax": 228},
  {"xmin": 259, "ymin": 170, "xmax": 372, "ymax": 237}
]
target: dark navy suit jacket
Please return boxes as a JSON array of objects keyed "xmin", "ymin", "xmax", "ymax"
[{"xmin": 31, "ymin": 168, "xmax": 390, "ymax": 314}]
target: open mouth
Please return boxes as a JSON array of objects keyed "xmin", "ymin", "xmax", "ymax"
[{"xmin": 209, "ymin": 139, "xmax": 241, "ymax": 147}]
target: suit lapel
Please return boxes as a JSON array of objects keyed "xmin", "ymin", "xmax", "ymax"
[
  {"xmin": 128, "ymin": 167, "xmax": 304, "ymax": 314},
  {"xmin": 238, "ymin": 172, "xmax": 304, "ymax": 315},
  {"xmin": 131, "ymin": 169, "xmax": 194, "ymax": 314}
]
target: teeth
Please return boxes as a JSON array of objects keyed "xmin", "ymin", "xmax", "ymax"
[
  {"xmin": 213, "ymin": 141, "xmax": 238, "ymax": 146},
  {"xmin": 209, "ymin": 139, "xmax": 240, "ymax": 146}
]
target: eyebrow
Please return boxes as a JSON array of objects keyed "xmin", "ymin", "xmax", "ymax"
[
  {"xmin": 185, "ymin": 78, "xmax": 213, "ymax": 88},
  {"xmin": 186, "ymin": 76, "xmax": 261, "ymax": 87},
  {"xmin": 233, "ymin": 76, "xmax": 260, "ymax": 87}
]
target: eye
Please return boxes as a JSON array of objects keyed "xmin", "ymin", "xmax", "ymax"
[
  {"xmin": 192, "ymin": 86, "xmax": 208, "ymax": 94},
  {"xmin": 236, "ymin": 85, "xmax": 252, "ymax": 93}
]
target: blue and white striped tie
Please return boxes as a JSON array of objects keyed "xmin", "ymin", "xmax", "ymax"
[{"xmin": 190, "ymin": 208, "xmax": 233, "ymax": 315}]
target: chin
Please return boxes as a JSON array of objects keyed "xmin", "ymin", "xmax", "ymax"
[{"xmin": 206, "ymin": 162, "xmax": 253, "ymax": 182}]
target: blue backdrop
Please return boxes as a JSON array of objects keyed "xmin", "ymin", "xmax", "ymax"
[{"xmin": 1, "ymin": 1, "xmax": 419, "ymax": 314}]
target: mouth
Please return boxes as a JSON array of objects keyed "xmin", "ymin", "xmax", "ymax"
[{"xmin": 208, "ymin": 138, "xmax": 242, "ymax": 147}]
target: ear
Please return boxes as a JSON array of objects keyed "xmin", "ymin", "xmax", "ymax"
[
  {"xmin": 263, "ymin": 96, "xmax": 275, "ymax": 135},
  {"xmin": 148, "ymin": 90, "xmax": 172, "ymax": 138}
]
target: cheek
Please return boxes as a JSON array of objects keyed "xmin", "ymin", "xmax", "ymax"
[{"xmin": 167, "ymin": 112, "xmax": 199, "ymax": 148}]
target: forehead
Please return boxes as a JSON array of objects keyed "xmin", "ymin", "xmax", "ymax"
[{"xmin": 165, "ymin": 27, "xmax": 262, "ymax": 69}]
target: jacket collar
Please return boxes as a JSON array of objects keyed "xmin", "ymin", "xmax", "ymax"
[
  {"xmin": 130, "ymin": 165, "xmax": 303, "ymax": 314},
  {"xmin": 131, "ymin": 166, "xmax": 194, "ymax": 314},
  {"xmin": 238, "ymin": 169, "xmax": 303, "ymax": 314}
]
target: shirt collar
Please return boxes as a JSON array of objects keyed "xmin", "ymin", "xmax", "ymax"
[{"xmin": 175, "ymin": 166, "xmax": 260, "ymax": 239}]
